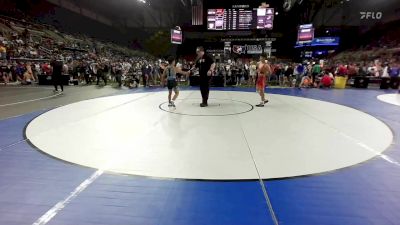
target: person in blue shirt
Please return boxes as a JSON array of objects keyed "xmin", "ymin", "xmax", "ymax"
[
  {"xmin": 389, "ymin": 64, "xmax": 399, "ymax": 78},
  {"xmin": 294, "ymin": 63, "xmax": 305, "ymax": 87}
]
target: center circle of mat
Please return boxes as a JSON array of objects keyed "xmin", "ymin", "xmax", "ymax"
[{"xmin": 159, "ymin": 98, "xmax": 254, "ymax": 116}]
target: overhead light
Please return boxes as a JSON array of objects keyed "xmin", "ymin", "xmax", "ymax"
[{"xmin": 138, "ymin": 0, "xmax": 146, "ymax": 3}]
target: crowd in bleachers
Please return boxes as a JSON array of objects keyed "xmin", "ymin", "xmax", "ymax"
[
  {"xmin": 331, "ymin": 22, "xmax": 400, "ymax": 70},
  {"xmin": 1, "ymin": 13, "xmax": 399, "ymax": 91},
  {"xmin": 186, "ymin": 24, "xmax": 400, "ymax": 89},
  {"xmin": 0, "ymin": 15, "xmax": 160, "ymax": 87},
  {"xmin": 204, "ymin": 56, "xmax": 400, "ymax": 90}
]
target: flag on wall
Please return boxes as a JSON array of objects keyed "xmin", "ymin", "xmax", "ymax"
[{"xmin": 192, "ymin": 0, "xmax": 203, "ymax": 25}]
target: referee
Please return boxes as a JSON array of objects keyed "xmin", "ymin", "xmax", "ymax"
[
  {"xmin": 50, "ymin": 55, "xmax": 64, "ymax": 93},
  {"xmin": 195, "ymin": 46, "xmax": 215, "ymax": 107}
]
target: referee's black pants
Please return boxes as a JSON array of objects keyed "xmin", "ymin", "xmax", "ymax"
[
  {"xmin": 199, "ymin": 77, "xmax": 210, "ymax": 104},
  {"xmin": 53, "ymin": 75, "xmax": 63, "ymax": 91}
]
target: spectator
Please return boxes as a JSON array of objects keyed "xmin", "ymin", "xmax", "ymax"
[
  {"xmin": 249, "ymin": 61, "xmax": 257, "ymax": 85},
  {"xmin": 319, "ymin": 71, "xmax": 333, "ymax": 88},
  {"xmin": 311, "ymin": 61, "xmax": 322, "ymax": 84},
  {"xmin": 389, "ymin": 62, "xmax": 399, "ymax": 77},
  {"xmin": 347, "ymin": 64, "xmax": 358, "ymax": 78},
  {"xmin": 284, "ymin": 63, "xmax": 294, "ymax": 87},
  {"xmin": 382, "ymin": 62, "xmax": 390, "ymax": 77},
  {"xmin": 337, "ymin": 64, "xmax": 348, "ymax": 76},
  {"xmin": 15, "ymin": 62, "xmax": 26, "ymax": 83},
  {"xmin": 300, "ymin": 74, "xmax": 312, "ymax": 88},
  {"xmin": 96, "ymin": 63, "xmax": 107, "ymax": 86},
  {"xmin": 294, "ymin": 63, "xmax": 305, "ymax": 87},
  {"xmin": 50, "ymin": 56, "xmax": 64, "ymax": 92},
  {"xmin": 1, "ymin": 61, "xmax": 12, "ymax": 85}
]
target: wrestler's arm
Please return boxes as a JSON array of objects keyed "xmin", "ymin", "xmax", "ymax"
[
  {"xmin": 175, "ymin": 66, "xmax": 190, "ymax": 76},
  {"xmin": 266, "ymin": 64, "xmax": 272, "ymax": 76}
]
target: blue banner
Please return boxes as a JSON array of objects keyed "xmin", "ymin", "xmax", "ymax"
[
  {"xmin": 295, "ymin": 37, "xmax": 340, "ymax": 48},
  {"xmin": 312, "ymin": 37, "xmax": 340, "ymax": 46}
]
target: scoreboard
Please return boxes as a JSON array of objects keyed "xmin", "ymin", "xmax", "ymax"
[
  {"xmin": 207, "ymin": 7, "xmax": 274, "ymax": 30},
  {"xmin": 297, "ymin": 24, "xmax": 314, "ymax": 44}
]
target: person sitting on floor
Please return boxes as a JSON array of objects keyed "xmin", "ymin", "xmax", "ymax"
[
  {"xmin": 22, "ymin": 70, "xmax": 35, "ymax": 85},
  {"xmin": 1, "ymin": 61, "xmax": 12, "ymax": 85},
  {"xmin": 319, "ymin": 72, "xmax": 334, "ymax": 88},
  {"xmin": 299, "ymin": 75, "xmax": 312, "ymax": 88}
]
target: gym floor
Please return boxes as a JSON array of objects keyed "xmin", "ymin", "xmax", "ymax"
[{"xmin": 0, "ymin": 85, "xmax": 399, "ymax": 225}]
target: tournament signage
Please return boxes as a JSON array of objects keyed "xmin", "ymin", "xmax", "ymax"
[
  {"xmin": 295, "ymin": 36, "xmax": 340, "ymax": 47},
  {"xmin": 246, "ymin": 45, "xmax": 263, "ymax": 54},
  {"xmin": 312, "ymin": 37, "xmax": 340, "ymax": 46},
  {"xmin": 297, "ymin": 24, "xmax": 314, "ymax": 44},
  {"xmin": 224, "ymin": 42, "xmax": 232, "ymax": 56},
  {"xmin": 232, "ymin": 45, "xmax": 245, "ymax": 54},
  {"xmin": 171, "ymin": 29, "xmax": 182, "ymax": 44},
  {"xmin": 221, "ymin": 37, "xmax": 276, "ymax": 42},
  {"xmin": 360, "ymin": 12, "xmax": 383, "ymax": 20},
  {"xmin": 232, "ymin": 5, "xmax": 250, "ymax": 8},
  {"xmin": 232, "ymin": 44, "xmax": 265, "ymax": 55}
]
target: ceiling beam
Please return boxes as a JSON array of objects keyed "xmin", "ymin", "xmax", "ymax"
[{"xmin": 46, "ymin": 0, "xmax": 112, "ymax": 26}]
